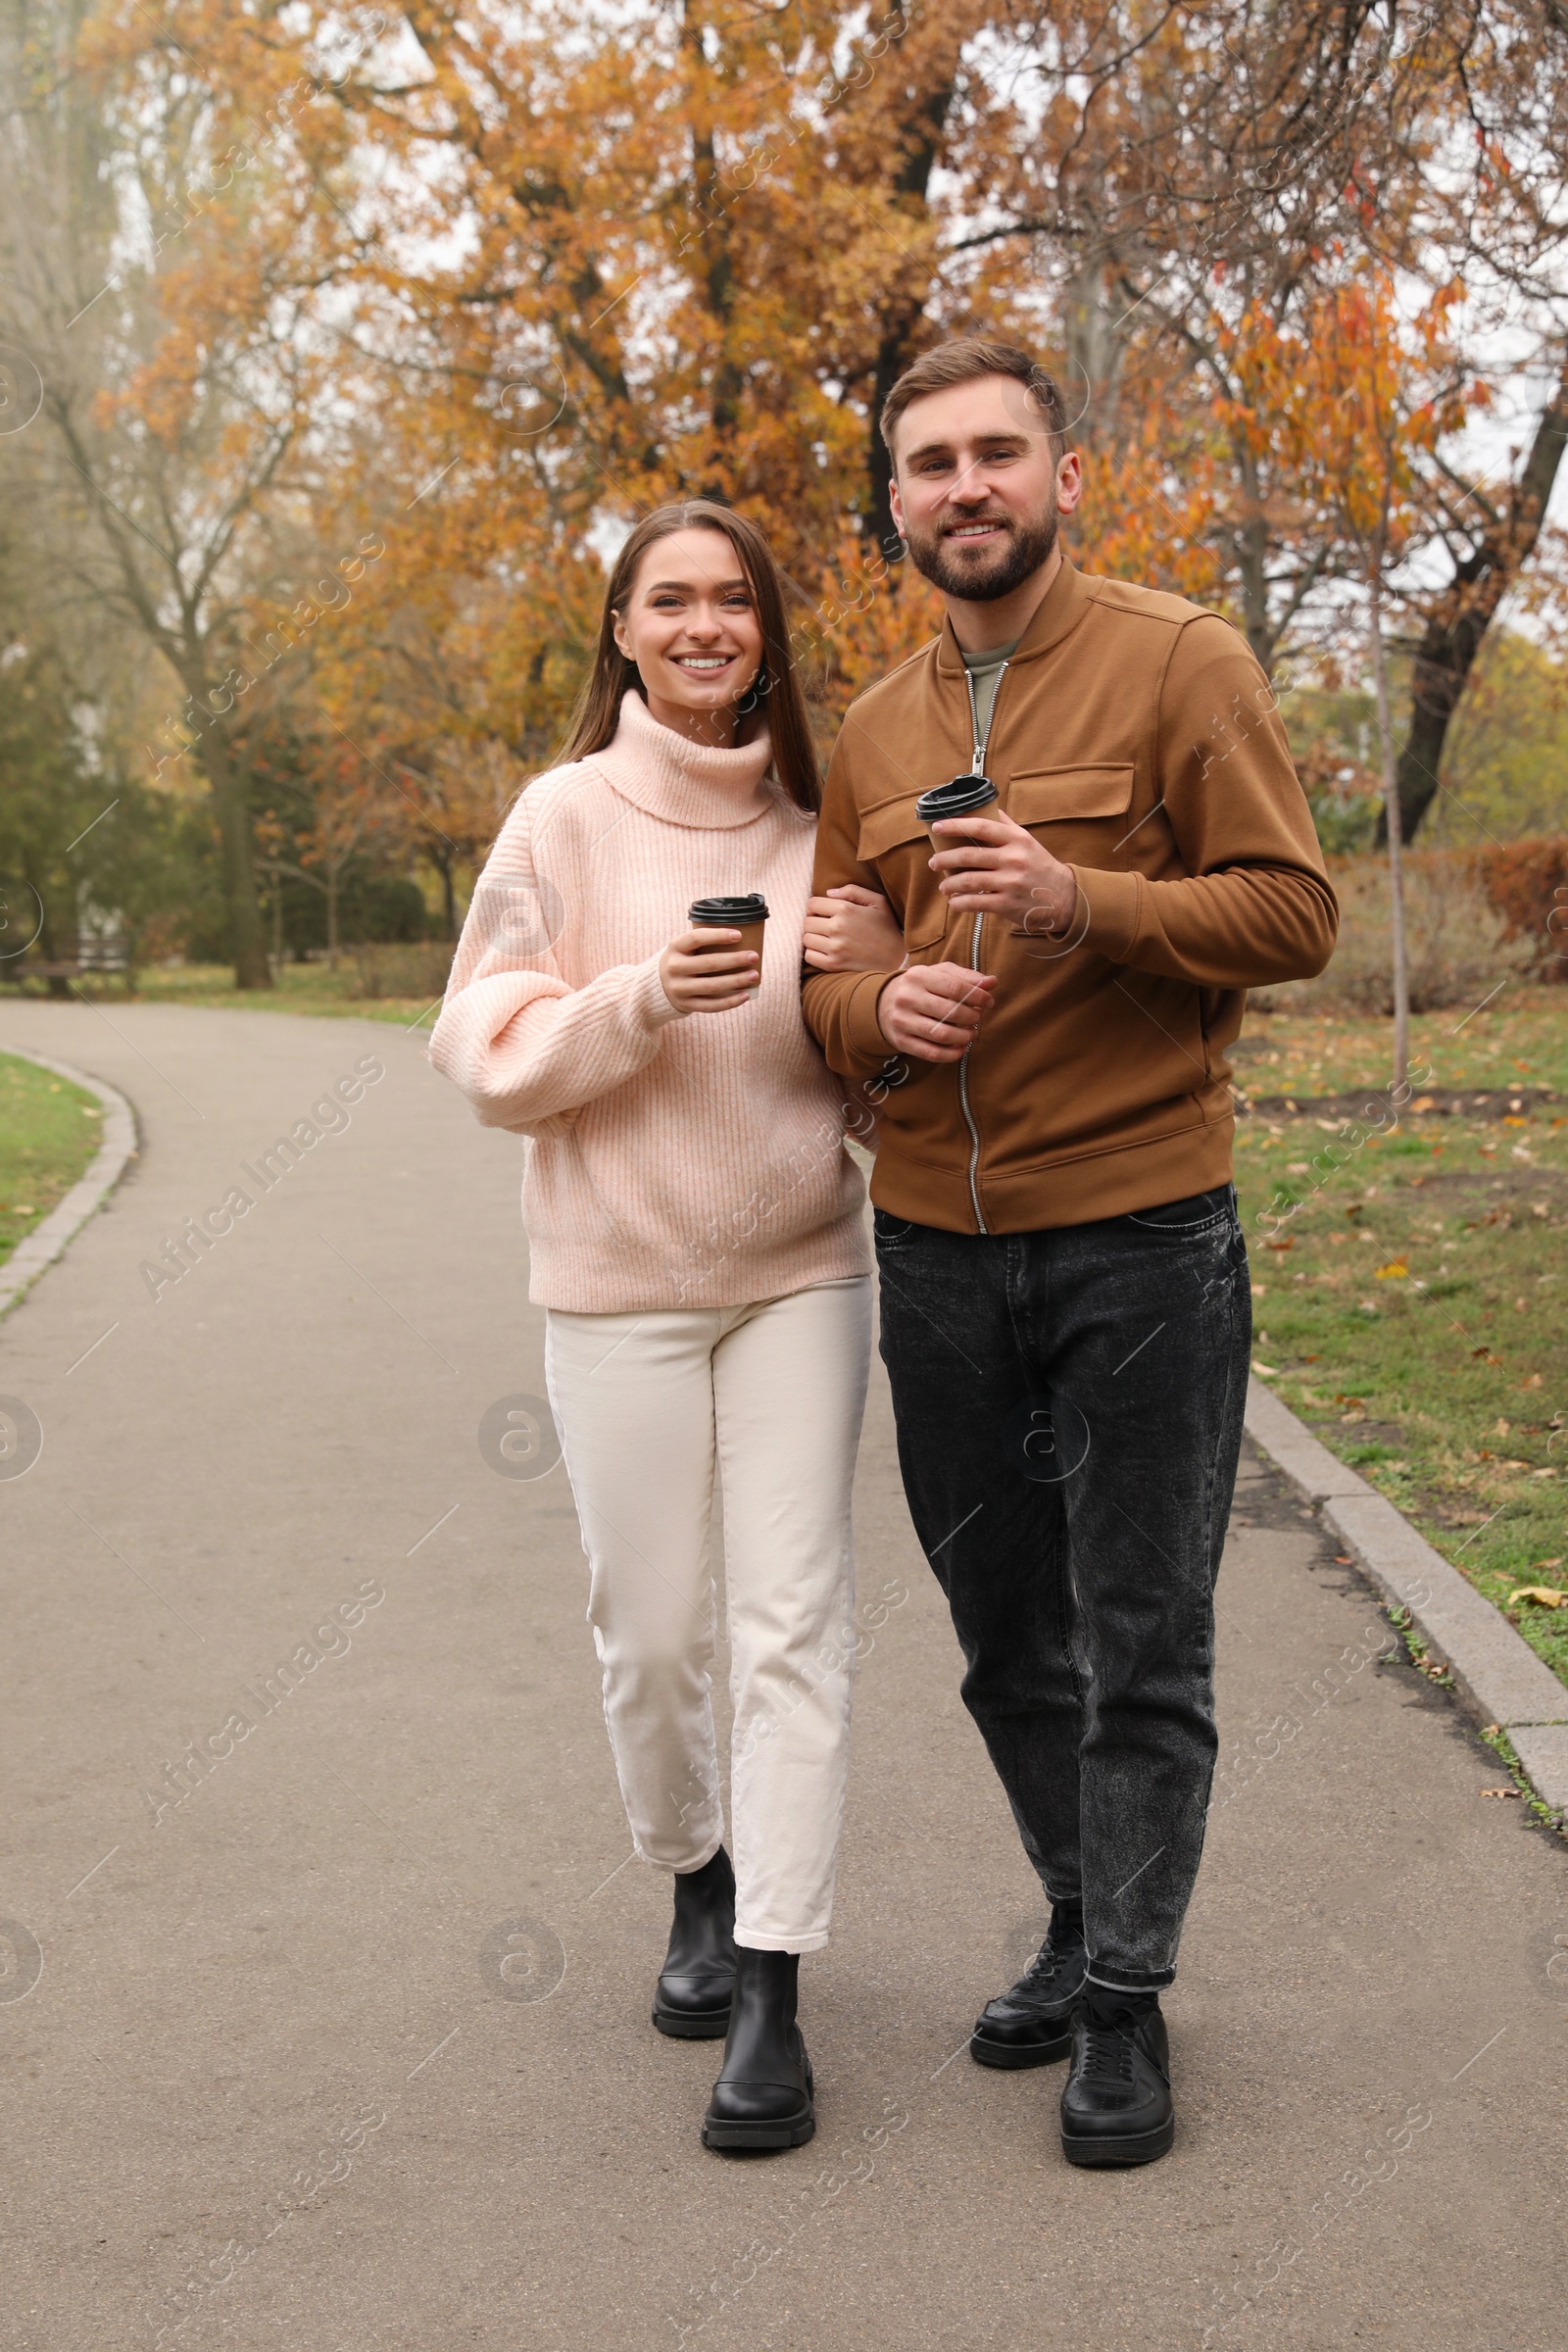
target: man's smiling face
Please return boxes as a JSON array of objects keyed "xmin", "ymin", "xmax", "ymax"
[{"xmin": 889, "ymin": 373, "xmax": 1082, "ymax": 604}]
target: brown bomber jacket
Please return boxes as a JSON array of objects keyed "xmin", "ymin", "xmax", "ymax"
[{"xmin": 801, "ymin": 555, "xmax": 1338, "ymax": 1234}]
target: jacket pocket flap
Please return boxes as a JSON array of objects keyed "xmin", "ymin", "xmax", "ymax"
[
  {"xmin": 1008, "ymin": 765, "xmax": 1135, "ymax": 824},
  {"xmin": 857, "ymin": 795, "xmax": 928, "ymax": 863}
]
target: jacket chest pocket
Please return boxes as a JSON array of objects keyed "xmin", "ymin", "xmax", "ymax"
[
  {"xmin": 856, "ymin": 794, "xmax": 949, "ymax": 953},
  {"xmin": 1005, "ymin": 764, "xmax": 1137, "ymax": 864}
]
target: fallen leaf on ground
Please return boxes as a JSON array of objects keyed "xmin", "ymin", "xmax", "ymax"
[
  {"xmin": 1375, "ymin": 1260, "xmax": 1408, "ymax": 1279},
  {"xmin": 1251, "ymin": 1361, "xmax": 1279, "ymax": 1377},
  {"xmin": 1506, "ymin": 1586, "xmax": 1565, "ymax": 1608}
]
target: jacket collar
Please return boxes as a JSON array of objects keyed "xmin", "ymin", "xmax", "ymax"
[
  {"xmin": 590, "ymin": 689, "xmax": 777, "ymax": 829},
  {"xmin": 933, "ymin": 552, "xmax": 1095, "ymax": 679}
]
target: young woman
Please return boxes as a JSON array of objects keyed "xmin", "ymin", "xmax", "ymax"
[{"xmin": 431, "ymin": 502, "xmax": 904, "ymax": 2153}]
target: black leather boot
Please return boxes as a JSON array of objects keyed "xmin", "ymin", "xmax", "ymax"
[
  {"xmin": 701, "ymin": 1948, "xmax": 814, "ymax": 2152},
  {"xmin": 652, "ymin": 1847, "xmax": 736, "ymax": 2039},
  {"xmin": 1058, "ymin": 1988, "xmax": 1174, "ymax": 2167},
  {"xmin": 970, "ymin": 1906, "xmax": 1087, "ymax": 2069}
]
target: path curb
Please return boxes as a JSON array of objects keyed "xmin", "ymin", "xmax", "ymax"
[
  {"xmin": 0, "ymin": 1046, "xmax": 138, "ymax": 1319},
  {"xmin": 1244, "ymin": 1376, "xmax": 1568, "ymax": 1817}
]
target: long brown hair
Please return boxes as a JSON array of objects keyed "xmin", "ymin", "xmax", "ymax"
[{"xmin": 559, "ymin": 501, "xmax": 820, "ymax": 813}]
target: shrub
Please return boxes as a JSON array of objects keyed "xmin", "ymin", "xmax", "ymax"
[
  {"xmin": 345, "ymin": 940, "xmax": 455, "ymax": 1001},
  {"xmin": 1470, "ymin": 836, "xmax": 1568, "ymax": 980},
  {"xmin": 1251, "ymin": 852, "xmax": 1537, "ymax": 1014}
]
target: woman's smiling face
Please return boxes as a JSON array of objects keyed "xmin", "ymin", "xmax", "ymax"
[{"xmin": 612, "ymin": 526, "xmax": 765, "ymax": 737}]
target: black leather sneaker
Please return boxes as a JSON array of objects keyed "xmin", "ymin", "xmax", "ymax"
[
  {"xmin": 652, "ymin": 1847, "xmax": 736, "ymax": 2039},
  {"xmin": 970, "ymin": 1928, "xmax": 1088, "ymax": 2069},
  {"xmin": 1058, "ymin": 1994, "xmax": 1174, "ymax": 2167}
]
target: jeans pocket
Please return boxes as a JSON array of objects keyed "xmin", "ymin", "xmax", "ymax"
[
  {"xmin": 872, "ymin": 1206, "xmax": 918, "ymax": 1250},
  {"xmin": 1125, "ymin": 1184, "xmax": 1235, "ymax": 1236}
]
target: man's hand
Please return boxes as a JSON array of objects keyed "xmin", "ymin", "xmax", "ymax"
[
  {"xmin": 928, "ymin": 811, "xmax": 1078, "ymax": 935},
  {"xmin": 877, "ymin": 961, "xmax": 997, "ymax": 1062}
]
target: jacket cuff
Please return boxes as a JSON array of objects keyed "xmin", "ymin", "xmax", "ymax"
[
  {"xmin": 1071, "ymin": 866, "xmax": 1142, "ymax": 962},
  {"xmin": 634, "ymin": 955, "xmax": 688, "ymax": 1029},
  {"xmin": 847, "ymin": 968, "xmax": 901, "ymax": 1060}
]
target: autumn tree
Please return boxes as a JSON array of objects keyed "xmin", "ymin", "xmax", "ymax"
[{"xmin": 0, "ymin": 0, "xmax": 390, "ymax": 984}]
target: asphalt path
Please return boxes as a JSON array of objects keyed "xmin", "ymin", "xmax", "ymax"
[{"xmin": 1, "ymin": 1000, "xmax": 1564, "ymax": 2352}]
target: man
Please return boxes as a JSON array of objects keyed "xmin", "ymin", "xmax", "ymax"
[{"xmin": 803, "ymin": 338, "xmax": 1336, "ymax": 2168}]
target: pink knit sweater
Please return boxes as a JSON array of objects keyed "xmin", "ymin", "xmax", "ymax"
[{"xmin": 430, "ymin": 692, "xmax": 869, "ymax": 1310}]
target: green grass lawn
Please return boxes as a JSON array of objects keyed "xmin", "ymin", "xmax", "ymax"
[
  {"xmin": 0, "ymin": 1052, "xmax": 106, "ymax": 1273},
  {"xmin": 0, "ymin": 953, "xmax": 449, "ymax": 1030},
  {"xmin": 1235, "ymin": 986, "xmax": 1568, "ymax": 1694}
]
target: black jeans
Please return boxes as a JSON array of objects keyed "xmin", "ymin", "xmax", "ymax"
[{"xmin": 873, "ymin": 1185, "xmax": 1250, "ymax": 1993}]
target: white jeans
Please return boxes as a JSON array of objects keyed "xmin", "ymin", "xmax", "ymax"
[{"xmin": 545, "ymin": 1278, "xmax": 872, "ymax": 1952}]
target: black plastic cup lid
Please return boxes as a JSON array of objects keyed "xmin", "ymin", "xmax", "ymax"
[
  {"xmin": 915, "ymin": 775, "xmax": 999, "ymax": 823},
  {"xmin": 689, "ymin": 894, "xmax": 769, "ymax": 924}
]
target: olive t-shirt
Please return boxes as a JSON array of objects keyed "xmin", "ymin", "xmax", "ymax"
[{"xmin": 960, "ymin": 637, "xmax": 1019, "ymax": 762}]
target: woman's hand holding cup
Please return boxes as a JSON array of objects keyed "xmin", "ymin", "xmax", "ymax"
[
  {"xmin": 660, "ymin": 927, "xmax": 760, "ymax": 1014},
  {"xmin": 664, "ymin": 893, "xmax": 769, "ymax": 1013}
]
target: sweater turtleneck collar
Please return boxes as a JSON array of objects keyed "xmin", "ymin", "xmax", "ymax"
[{"xmin": 590, "ymin": 688, "xmax": 777, "ymax": 829}]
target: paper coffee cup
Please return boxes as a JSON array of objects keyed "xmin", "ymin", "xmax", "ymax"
[
  {"xmin": 689, "ymin": 894, "xmax": 768, "ymax": 978},
  {"xmin": 915, "ymin": 775, "xmax": 999, "ymax": 826}
]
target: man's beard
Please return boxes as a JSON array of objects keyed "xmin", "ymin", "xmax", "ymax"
[{"xmin": 904, "ymin": 502, "xmax": 1058, "ymax": 602}]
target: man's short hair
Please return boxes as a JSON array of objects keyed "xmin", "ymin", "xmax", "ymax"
[{"xmin": 879, "ymin": 338, "xmax": 1070, "ymax": 463}]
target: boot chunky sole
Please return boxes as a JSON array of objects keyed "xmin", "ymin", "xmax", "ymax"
[
  {"xmin": 701, "ymin": 2098, "xmax": 815, "ymax": 2151},
  {"xmin": 702, "ymin": 2056, "xmax": 815, "ymax": 2151},
  {"xmin": 652, "ymin": 1998, "xmax": 731, "ymax": 2040}
]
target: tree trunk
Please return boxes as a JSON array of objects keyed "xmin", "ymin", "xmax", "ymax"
[
  {"xmin": 860, "ymin": 32, "xmax": 957, "ymax": 562},
  {"xmin": 435, "ymin": 849, "xmax": 457, "ymax": 941},
  {"xmin": 866, "ymin": 319, "xmax": 924, "ymax": 561},
  {"xmin": 1235, "ymin": 444, "xmax": 1274, "ymax": 669},
  {"xmin": 200, "ymin": 732, "xmax": 272, "ymax": 989},
  {"xmin": 679, "ymin": 2, "xmax": 743, "ymax": 457},
  {"xmin": 1390, "ymin": 350, "xmax": 1568, "ymax": 842},
  {"xmin": 326, "ymin": 868, "xmax": 339, "ymax": 970}
]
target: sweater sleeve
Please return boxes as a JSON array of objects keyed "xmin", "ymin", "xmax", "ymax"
[
  {"xmin": 429, "ymin": 791, "xmax": 685, "ymax": 1132},
  {"xmin": 800, "ymin": 724, "xmax": 906, "ymax": 1080},
  {"xmin": 1071, "ymin": 614, "xmax": 1339, "ymax": 986}
]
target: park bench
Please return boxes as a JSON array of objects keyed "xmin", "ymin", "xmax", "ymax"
[{"xmin": 8, "ymin": 944, "xmax": 129, "ymax": 992}]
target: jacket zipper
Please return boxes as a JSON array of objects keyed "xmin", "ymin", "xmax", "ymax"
[{"xmin": 958, "ymin": 659, "xmax": 1008, "ymax": 1236}]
